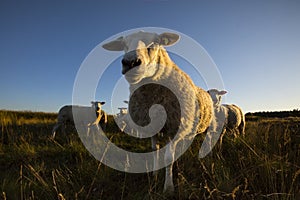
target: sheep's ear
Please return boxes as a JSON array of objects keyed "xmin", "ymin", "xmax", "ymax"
[
  {"xmin": 100, "ymin": 102, "xmax": 106, "ymax": 105},
  {"xmin": 102, "ymin": 36, "xmax": 124, "ymax": 51},
  {"xmin": 218, "ymin": 90, "xmax": 227, "ymax": 95},
  {"xmin": 158, "ymin": 33, "xmax": 180, "ymax": 46}
]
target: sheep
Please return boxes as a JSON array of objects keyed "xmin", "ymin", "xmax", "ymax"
[
  {"xmin": 103, "ymin": 31, "xmax": 215, "ymax": 194},
  {"xmin": 117, "ymin": 100, "xmax": 129, "ymax": 118},
  {"xmin": 52, "ymin": 101, "xmax": 107, "ymax": 139},
  {"xmin": 117, "ymin": 107, "xmax": 128, "ymax": 116},
  {"xmin": 224, "ymin": 104, "xmax": 246, "ymax": 136},
  {"xmin": 207, "ymin": 89, "xmax": 246, "ymax": 144},
  {"xmin": 114, "ymin": 108, "xmax": 128, "ymax": 131},
  {"xmin": 114, "ymin": 100, "xmax": 129, "ymax": 132}
]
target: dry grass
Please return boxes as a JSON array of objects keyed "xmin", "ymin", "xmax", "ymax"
[{"xmin": 0, "ymin": 110, "xmax": 299, "ymax": 199}]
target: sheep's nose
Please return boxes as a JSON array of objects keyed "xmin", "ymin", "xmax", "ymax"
[{"xmin": 121, "ymin": 58, "xmax": 142, "ymax": 74}]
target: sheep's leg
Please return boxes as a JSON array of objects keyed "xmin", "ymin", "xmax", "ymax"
[
  {"xmin": 87, "ymin": 125, "xmax": 91, "ymax": 137},
  {"xmin": 89, "ymin": 124, "xmax": 99, "ymax": 143},
  {"xmin": 52, "ymin": 121, "xmax": 64, "ymax": 139},
  {"xmin": 151, "ymin": 136, "xmax": 159, "ymax": 176},
  {"xmin": 61, "ymin": 122, "xmax": 67, "ymax": 139},
  {"xmin": 239, "ymin": 120, "xmax": 246, "ymax": 137},
  {"xmin": 218, "ymin": 128, "xmax": 226, "ymax": 151},
  {"xmin": 232, "ymin": 128, "xmax": 239, "ymax": 139},
  {"xmin": 52, "ymin": 123, "xmax": 61, "ymax": 139},
  {"xmin": 198, "ymin": 130, "xmax": 212, "ymax": 159},
  {"xmin": 100, "ymin": 123, "xmax": 106, "ymax": 132},
  {"xmin": 163, "ymin": 139, "xmax": 177, "ymax": 194}
]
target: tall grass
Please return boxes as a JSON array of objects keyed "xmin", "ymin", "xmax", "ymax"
[{"xmin": 0, "ymin": 110, "xmax": 299, "ymax": 199}]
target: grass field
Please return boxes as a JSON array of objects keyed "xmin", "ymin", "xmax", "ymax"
[{"xmin": 0, "ymin": 110, "xmax": 299, "ymax": 199}]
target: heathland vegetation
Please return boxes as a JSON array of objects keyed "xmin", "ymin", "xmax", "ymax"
[{"xmin": 0, "ymin": 110, "xmax": 299, "ymax": 199}]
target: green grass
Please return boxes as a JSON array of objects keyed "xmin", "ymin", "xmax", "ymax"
[{"xmin": 0, "ymin": 110, "xmax": 299, "ymax": 199}]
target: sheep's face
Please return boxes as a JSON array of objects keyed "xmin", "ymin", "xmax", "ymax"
[
  {"xmin": 102, "ymin": 31, "xmax": 180, "ymax": 84},
  {"xmin": 207, "ymin": 89, "xmax": 227, "ymax": 107},
  {"xmin": 91, "ymin": 101, "xmax": 105, "ymax": 113}
]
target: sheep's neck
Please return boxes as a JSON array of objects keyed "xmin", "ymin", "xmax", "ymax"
[{"xmin": 151, "ymin": 48, "xmax": 195, "ymax": 88}]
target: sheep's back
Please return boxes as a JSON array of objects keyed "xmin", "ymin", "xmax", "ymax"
[
  {"xmin": 58, "ymin": 105, "xmax": 74, "ymax": 122},
  {"xmin": 59, "ymin": 105, "xmax": 95, "ymax": 122},
  {"xmin": 223, "ymin": 104, "xmax": 242, "ymax": 129}
]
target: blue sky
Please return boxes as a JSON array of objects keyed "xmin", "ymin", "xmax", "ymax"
[{"xmin": 0, "ymin": 0, "xmax": 299, "ymax": 114}]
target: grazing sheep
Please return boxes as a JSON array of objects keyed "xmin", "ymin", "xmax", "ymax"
[
  {"xmin": 103, "ymin": 31, "xmax": 214, "ymax": 194},
  {"xmin": 52, "ymin": 101, "xmax": 106, "ymax": 139},
  {"xmin": 223, "ymin": 104, "xmax": 246, "ymax": 136},
  {"xmin": 207, "ymin": 89, "xmax": 246, "ymax": 143}
]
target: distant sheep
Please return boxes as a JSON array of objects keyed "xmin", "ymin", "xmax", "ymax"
[
  {"xmin": 103, "ymin": 31, "xmax": 214, "ymax": 194},
  {"xmin": 223, "ymin": 104, "xmax": 246, "ymax": 136},
  {"xmin": 207, "ymin": 89, "xmax": 246, "ymax": 142},
  {"xmin": 114, "ymin": 108, "xmax": 128, "ymax": 132},
  {"xmin": 52, "ymin": 101, "xmax": 106, "ymax": 139},
  {"xmin": 114, "ymin": 101, "xmax": 129, "ymax": 132},
  {"xmin": 117, "ymin": 107, "xmax": 128, "ymax": 116}
]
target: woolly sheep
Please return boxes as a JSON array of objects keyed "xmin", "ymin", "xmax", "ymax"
[
  {"xmin": 103, "ymin": 31, "xmax": 214, "ymax": 194},
  {"xmin": 52, "ymin": 101, "xmax": 107, "ymax": 139},
  {"xmin": 207, "ymin": 89, "xmax": 246, "ymax": 142},
  {"xmin": 113, "ymin": 101, "xmax": 129, "ymax": 132}
]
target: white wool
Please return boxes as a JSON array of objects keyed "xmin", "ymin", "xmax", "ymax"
[
  {"xmin": 207, "ymin": 89, "xmax": 246, "ymax": 139},
  {"xmin": 52, "ymin": 102, "xmax": 107, "ymax": 139},
  {"xmin": 103, "ymin": 31, "xmax": 214, "ymax": 194}
]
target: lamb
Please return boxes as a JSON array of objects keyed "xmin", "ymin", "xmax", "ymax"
[
  {"xmin": 52, "ymin": 101, "xmax": 107, "ymax": 139},
  {"xmin": 103, "ymin": 31, "xmax": 215, "ymax": 194},
  {"xmin": 207, "ymin": 89, "xmax": 246, "ymax": 144}
]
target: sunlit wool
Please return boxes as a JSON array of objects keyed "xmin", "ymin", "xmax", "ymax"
[
  {"xmin": 208, "ymin": 89, "xmax": 246, "ymax": 141},
  {"xmin": 103, "ymin": 31, "xmax": 214, "ymax": 194}
]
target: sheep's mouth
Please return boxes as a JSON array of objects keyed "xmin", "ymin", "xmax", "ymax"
[
  {"xmin": 124, "ymin": 69, "xmax": 144, "ymax": 84},
  {"xmin": 122, "ymin": 65, "xmax": 133, "ymax": 75}
]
